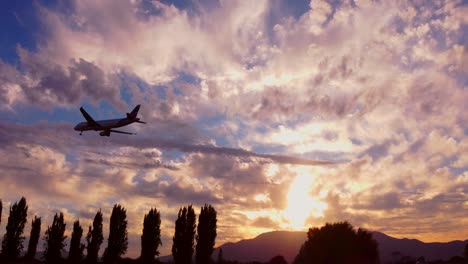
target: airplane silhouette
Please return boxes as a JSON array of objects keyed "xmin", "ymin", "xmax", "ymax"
[{"xmin": 74, "ymin": 105, "xmax": 146, "ymax": 136}]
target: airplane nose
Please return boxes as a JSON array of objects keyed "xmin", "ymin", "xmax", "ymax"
[{"xmin": 74, "ymin": 124, "xmax": 80, "ymax": 131}]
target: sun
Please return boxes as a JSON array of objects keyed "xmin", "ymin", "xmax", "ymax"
[{"xmin": 282, "ymin": 172, "xmax": 328, "ymax": 230}]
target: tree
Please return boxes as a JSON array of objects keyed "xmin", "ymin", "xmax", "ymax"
[
  {"xmin": 196, "ymin": 204, "xmax": 217, "ymax": 264},
  {"xmin": 25, "ymin": 216, "xmax": 41, "ymax": 260},
  {"xmin": 140, "ymin": 208, "xmax": 162, "ymax": 263},
  {"xmin": 44, "ymin": 212, "xmax": 67, "ymax": 263},
  {"xmin": 172, "ymin": 205, "xmax": 196, "ymax": 264},
  {"xmin": 1, "ymin": 197, "xmax": 28, "ymax": 260},
  {"xmin": 269, "ymin": 255, "xmax": 287, "ymax": 264},
  {"xmin": 103, "ymin": 204, "xmax": 128, "ymax": 263},
  {"xmin": 293, "ymin": 221, "xmax": 379, "ymax": 264},
  {"xmin": 448, "ymin": 256, "xmax": 465, "ymax": 264},
  {"xmin": 86, "ymin": 210, "xmax": 104, "ymax": 264},
  {"xmin": 217, "ymin": 248, "xmax": 224, "ymax": 264},
  {"xmin": 69, "ymin": 220, "xmax": 85, "ymax": 263},
  {"xmin": 0, "ymin": 199, "xmax": 2, "ymax": 226},
  {"xmin": 464, "ymin": 243, "xmax": 468, "ymax": 262}
]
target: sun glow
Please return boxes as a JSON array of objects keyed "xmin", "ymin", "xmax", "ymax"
[{"xmin": 282, "ymin": 173, "xmax": 328, "ymax": 230}]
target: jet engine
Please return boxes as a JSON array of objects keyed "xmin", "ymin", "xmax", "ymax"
[{"xmin": 100, "ymin": 131, "xmax": 110, "ymax": 137}]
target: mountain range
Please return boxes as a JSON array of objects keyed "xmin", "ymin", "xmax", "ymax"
[{"xmin": 160, "ymin": 230, "xmax": 467, "ymax": 263}]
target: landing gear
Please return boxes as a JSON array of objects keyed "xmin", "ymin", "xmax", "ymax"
[{"xmin": 80, "ymin": 131, "xmax": 83, "ymax": 135}]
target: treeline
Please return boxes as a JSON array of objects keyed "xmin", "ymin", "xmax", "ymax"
[
  {"xmin": 7, "ymin": 197, "xmax": 458, "ymax": 264},
  {"xmin": 0, "ymin": 197, "xmax": 217, "ymax": 264}
]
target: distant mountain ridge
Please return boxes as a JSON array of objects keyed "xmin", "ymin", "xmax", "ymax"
[
  {"xmin": 213, "ymin": 231, "xmax": 305, "ymax": 263},
  {"xmin": 372, "ymin": 231, "xmax": 467, "ymax": 263},
  {"xmin": 159, "ymin": 230, "xmax": 467, "ymax": 263}
]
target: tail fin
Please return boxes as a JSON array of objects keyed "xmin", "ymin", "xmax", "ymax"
[{"xmin": 126, "ymin": 104, "xmax": 141, "ymax": 119}]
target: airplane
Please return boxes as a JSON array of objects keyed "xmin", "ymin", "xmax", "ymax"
[{"xmin": 74, "ymin": 105, "xmax": 146, "ymax": 136}]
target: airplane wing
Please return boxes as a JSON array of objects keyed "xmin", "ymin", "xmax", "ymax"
[
  {"xmin": 80, "ymin": 107, "xmax": 100, "ymax": 127},
  {"xmin": 109, "ymin": 129, "xmax": 135, "ymax": 135}
]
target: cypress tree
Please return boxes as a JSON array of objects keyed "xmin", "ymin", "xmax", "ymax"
[
  {"xmin": 68, "ymin": 220, "xmax": 85, "ymax": 263},
  {"xmin": 172, "ymin": 207, "xmax": 187, "ymax": 264},
  {"xmin": 44, "ymin": 212, "xmax": 67, "ymax": 263},
  {"xmin": 196, "ymin": 204, "xmax": 217, "ymax": 264},
  {"xmin": 464, "ymin": 243, "xmax": 468, "ymax": 263},
  {"xmin": 1, "ymin": 197, "xmax": 28, "ymax": 260},
  {"xmin": 86, "ymin": 210, "xmax": 104, "ymax": 264},
  {"xmin": 217, "ymin": 248, "xmax": 224, "ymax": 264},
  {"xmin": 25, "ymin": 216, "xmax": 41, "ymax": 260},
  {"xmin": 172, "ymin": 205, "xmax": 196, "ymax": 264},
  {"xmin": 103, "ymin": 204, "xmax": 128, "ymax": 263},
  {"xmin": 140, "ymin": 208, "xmax": 162, "ymax": 263}
]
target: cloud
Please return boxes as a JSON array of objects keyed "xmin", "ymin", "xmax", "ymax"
[
  {"xmin": 0, "ymin": 61, "xmax": 25, "ymax": 109},
  {"xmin": 33, "ymin": 0, "xmax": 271, "ymax": 85},
  {"xmin": 355, "ymin": 192, "xmax": 403, "ymax": 211},
  {"xmin": 0, "ymin": 120, "xmax": 313, "ymax": 214},
  {"xmin": 131, "ymin": 175, "xmax": 220, "ymax": 205},
  {"xmin": 251, "ymin": 216, "xmax": 280, "ymax": 229},
  {"xmin": 93, "ymin": 132, "xmax": 337, "ymax": 166},
  {"xmin": 85, "ymin": 158, "xmax": 178, "ymax": 170},
  {"xmin": 0, "ymin": 48, "xmax": 126, "ymax": 110},
  {"xmin": 1, "ymin": 0, "xmax": 467, "ymax": 256}
]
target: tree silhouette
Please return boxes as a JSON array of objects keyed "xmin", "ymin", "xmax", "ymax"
[
  {"xmin": 396, "ymin": 255, "xmax": 414, "ymax": 264},
  {"xmin": 464, "ymin": 243, "xmax": 468, "ymax": 262},
  {"xmin": 416, "ymin": 256, "xmax": 425, "ymax": 263},
  {"xmin": 44, "ymin": 212, "xmax": 67, "ymax": 263},
  {"xmin": 69, "ymin": 220, "xmax": 85, "ymax": 263},
  {"xmin": 217, "ymin": 248, "xmax": 224, "ymax": 264},
  {"xmin": 196, "ymin": 204, "xmax": 217, "ymax": 264},
  {"xmin": 25, "ymin": 216, "xmax": 41, "ymax": 260},
  {"xmin": 1, "ymin": 197, "xmax": 28, "ymax": 260},
  {"xmin": 172, "ymin": 205, "xmax": 196, "ymax": 264},
  {"xmin": 448, "ymin": 256, "xmax": 465, "ymax": 263},
  {"xmin": 86, "ymin": 210, "xmax": 104, "ymax": 264},
  {"xmin": 293, "ymin": 221, "xmax": 379, "ymax": 264},
  {"xmin": 140, "ymin": 208, "xmax": 162, "ymax": 263},
  {"xmin": 103, "ymin": 204, "xmax": 128, "ymax": 263},
  {"xmin": 0, "ymin": 199, "xmax": 2, "ymax": 226},
  {"xmin": 269, "ymin": 255, "xmax": 287, "ymax": 264}
]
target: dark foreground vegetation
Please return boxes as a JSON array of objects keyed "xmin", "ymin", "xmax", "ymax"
[
  {"xmin": 0, "ymin": 197, "xmax": 467, "ymax": 264},
  {"xmin": 0, "ymin": 197, "xmax": 216, "ymax": 264}
]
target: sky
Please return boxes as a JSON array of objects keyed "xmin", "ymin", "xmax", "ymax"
[{"xmin": 0, "ymin": 0, "xmax": 467, "ymax": 258}]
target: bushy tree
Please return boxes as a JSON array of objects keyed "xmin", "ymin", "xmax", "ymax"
[
  {"xmin": 293, "ymin": 221, "xmax": 379, "ymax": 264},
  {"xmin": 140, "ymin": 208, "xmax": 162, "ymax": 263},
  {"xmin": 86, "ymin": 210, "xmax": 104, "ymax": 263},
  {"xmin": 196, "ymin": 204, "xmax": 217, "ymax": 264},
  {"xmin": 69, "ymin": 220, "xmax": 85, "ymax": 263},
  {"xmin": 464, "ymin": 243, "xmax": 468, "ymax": 261},
  {"xmin": 1, "ymin": 197, "xmax": 28, "ymax": 260},
  {"xmin": 44, "ymin": 212, "xmax": 67, "ymax": 263},
  {"xmin": 269, "ymin": 255, "xmax": 288, "ymax": 264},
  {"xmin": 103, "ymin": 204, "xmax": 128, "ymax": 263},
  {"xmin": 172, "ymin": 205, "xmax": 196, "ymax": 264},
  {"xmin": 25, "ymin": 216, "xmax": 41, "ymax": 260}
]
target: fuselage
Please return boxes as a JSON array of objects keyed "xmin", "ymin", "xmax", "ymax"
[{"xmin": 74, "ymin": 118, "xmax": 134, "ymax": 132}]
